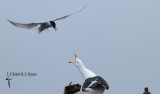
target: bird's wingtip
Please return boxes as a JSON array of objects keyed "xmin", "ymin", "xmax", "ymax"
[
  {"xmin": 7, "ymin": 19, "xmax": 12, "ymax": 23},
  {"xmin": 6, "ymin": 19, "xmax": 10, "ymax": 22}
]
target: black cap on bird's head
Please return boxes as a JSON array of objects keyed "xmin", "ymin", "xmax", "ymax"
[{"xmin": 49, "ymin": 21, "xmax": 57, "ymax": 31}]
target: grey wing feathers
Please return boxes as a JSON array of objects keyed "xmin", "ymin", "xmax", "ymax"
[
  {"xmin": 52, "ymin": 15, "xmax": 71, "ymax": 21},
  {"xmin": 94, "ymin": 76, "xmax": 109, "ymax": 90},
  {"xmin": 82, "ymin": 76, "xmax": 109, "ymax": 91},
  {"xmin": 8, "ymin": 80, "xmax": 10, "ymax": 88},
  {"xmin": 8, "ymin": 20, "xmax": 41, "ymax": 29},
  {"xmin": 52, "ymin": 4, "xmax": 87, "ymax": 21}
]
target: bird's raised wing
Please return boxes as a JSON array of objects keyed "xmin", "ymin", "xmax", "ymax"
[
  {"xmin": 52, "ymin": 4, "xmax": 87, "ymax": 22},
  {"xmin": 7, "ymin": 72, "xmax": 9, "ymax": 78},
  {"xmin": 8, "ymin": 20, "xmax": 42, "ymax": 29}
]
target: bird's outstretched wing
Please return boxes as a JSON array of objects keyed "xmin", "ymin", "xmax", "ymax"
[
  {"xmin": 8, "ymin": 20, "xmax": 42, "ymax": 29},
  {"xmin": 8, "ymin": 80, "xmax": 11, "ymax": 88},
  {"xmin": 6, "ymin": 72, "xmax": 11, "ymax": 88},
  {"xmin": 52, "ymin": 4, "xmax": 87, "ymax": 22}
]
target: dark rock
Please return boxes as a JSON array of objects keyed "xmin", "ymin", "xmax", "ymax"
[{"xmin": 64, "ymin": 83, "xmax": 81, "ymax": 94}]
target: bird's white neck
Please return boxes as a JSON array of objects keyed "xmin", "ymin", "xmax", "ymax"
[{"xmin": 77, "ymin": 65, "xmax": 97, "ymax": 79}]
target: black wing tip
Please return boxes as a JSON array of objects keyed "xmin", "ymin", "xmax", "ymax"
[
  {"xmin": 7, "ymin": 19, "xmax": 13, "ymax": 22},
  {"xmin": 106, "ymin": 85, "xmax": 109, "ymax": 90},
  {"xmin": 7, "ymin": 19, "xmax": 11, "ymax": 22},
  {"xmin": 7, "ymin": 19, "xmax": 15, "ymax": 24},
  {"xmin": 93, "ymin": 76, "xmax": 109, "ymax": 90}
]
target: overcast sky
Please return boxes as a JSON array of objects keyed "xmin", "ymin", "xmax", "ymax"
[{"xmin": 0, "ymin": 0, "xmax": 160, "ymax": 94}]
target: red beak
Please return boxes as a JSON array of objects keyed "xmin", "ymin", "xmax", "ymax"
[{"xmin": 53, "ymin": 26, "xmax": 57, "ymax": 31}]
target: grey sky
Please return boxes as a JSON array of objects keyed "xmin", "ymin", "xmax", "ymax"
[{"xmin": 0, "ymin": 0, "xmax": 160, "ymax": 94}]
